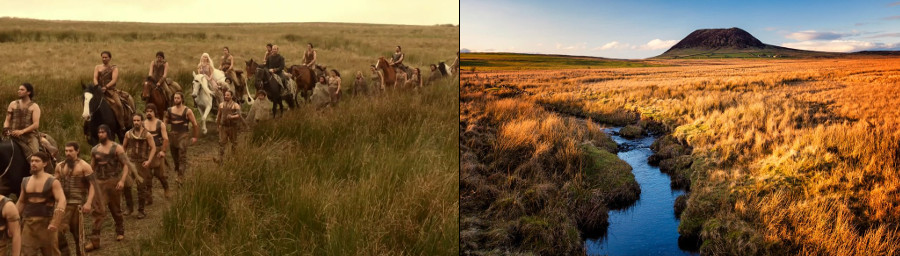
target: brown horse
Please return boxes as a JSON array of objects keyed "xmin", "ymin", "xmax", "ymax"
[
  {"xmin": 142, "ymin": 79, "xmax": 168, "ymax": 116},
  {"xmin": 245, "ymin": 59, "xmax": 262, "ymax": 91},
  {"xmin": 232, "ymin": 70, "xmax": 253, "ymax": 104},
  {"xmin": 289, "ymin": 65, "xmax": 317, "ymax": 102},
  {"xmin": 375, "ymin": 57, "xmax": 397, "ymax": 87}
]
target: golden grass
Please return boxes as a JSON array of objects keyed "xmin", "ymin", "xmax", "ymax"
[
  {"xmin": 0, "ymin": 17, "xmax": 459, "ymax": 255},
  {"xmin": 461, "ymin": 75, "xmax": 638, "ymax": 254},
  {"xmin": 462, "ymin": 57, "xmax": 900, "ymax": 255}
]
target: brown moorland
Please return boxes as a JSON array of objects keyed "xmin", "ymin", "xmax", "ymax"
[{"xmin": 460, "ymin": 55, "xmax": 900, "ymax": 255}]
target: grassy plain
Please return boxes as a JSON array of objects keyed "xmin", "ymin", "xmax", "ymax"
[
  {"xmin": 461, "ymin": 56, "xmax": 900, "ymax": 255},
  {"xmin": 460, "ymin": 52, "xmax": 664, "ymax": 71},
  {"xmin": 0, "ymin": 17, "xmax": 459, "ymax": 255}
]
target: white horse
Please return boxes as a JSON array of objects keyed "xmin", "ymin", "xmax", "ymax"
[{"xmin": 191, "ymin": 72, "xmax": 216, "ymax": 134}]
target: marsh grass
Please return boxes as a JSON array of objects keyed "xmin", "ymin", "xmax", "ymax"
[{"xmin": 462, "ymin": 57, "xmax": 900, "ymax": 255}]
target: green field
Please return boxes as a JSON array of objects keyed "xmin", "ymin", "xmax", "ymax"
[{"xmin": 460, "ymin": 52, "xmax": 663, "ymax": 70}]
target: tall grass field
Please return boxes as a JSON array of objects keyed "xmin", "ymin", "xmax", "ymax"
[{"xmin": 0, "ymin": 17, "xmax": 459, "ymax": 255}]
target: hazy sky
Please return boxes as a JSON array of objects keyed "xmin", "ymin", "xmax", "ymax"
[
  {"xmin": 0, "ymin": 0, "xmax": 459, "ymax": 26},
  {"xmin": 462, "ymin": 0, "xmax": 900, "ymax": 59}
]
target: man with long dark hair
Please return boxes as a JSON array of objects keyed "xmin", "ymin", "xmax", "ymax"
[
  {"xmin": 55, "ymin": 141, "xmax": 97, "ymax": 256},
  {"xmin": 86, "ymin": 125, "xmax": 131, "ymax": 251}
]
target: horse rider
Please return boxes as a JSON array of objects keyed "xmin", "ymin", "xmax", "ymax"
[
  {"xmin": 390, "ymin": 45, "xmax": 412, "ymax": 75},
  {"xmin": 94, "ymin": 51, "xmax": 135, "ymax": 131},
  {"xmin": 266, "ymin": 45, "xmax": 290, "ymax": 91},
  {"xmin": 148, "ymin": 51, "xmax": 176, "ymax": 104},
  {"xmin": 301, "ymin": 43, "xmax": 317, "ymax": 68},
  {"xmin": 262, "ymin": 43, "xmax": 273, "ymax": 65},
  {"xmin": 4, "ymin": 83, "xmax": 42, "ymax": 163},
  {"xmin": 220, "ymin": 47, "xmax": 242, "ymax": 93}
]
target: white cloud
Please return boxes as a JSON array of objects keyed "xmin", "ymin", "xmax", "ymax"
[
  {"xmin": 591, "ymin": 39, "xmax": 675, "ymax": 51},
  {"xmin": 785, "ymin": 30, "xmax": 859, "ymax": 41},
  {"xmin": 640, "ymin": 39, "xmax": 678, "ymax": 50},
  {"xmin": 781, "ymin": 40, "xmax": 897, "ymax": 52},
  {"xmin": 594, "ymin": 41, "xmax": 629, "ymax": 50}
]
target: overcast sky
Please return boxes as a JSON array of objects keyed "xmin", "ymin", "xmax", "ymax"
[
  {"xmin": 0, "ymin": 0, "xmax": 459, "ymax": 25},
  {"xmin": 462, "ymin": 0, "xmax": 900, "ymax": 59}
]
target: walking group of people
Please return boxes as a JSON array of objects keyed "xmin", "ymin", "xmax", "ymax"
[
  {"xmin": 0, "ymin": 41, "xmax": 458, "ymax": 255},
  {"xmin": 0, "ymin": 63, "xmax": 201, "ymax": 255}
]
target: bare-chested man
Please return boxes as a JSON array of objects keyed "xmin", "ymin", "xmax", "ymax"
[
  {"xmin": 17, "ymin": 152, "xmax": 66, "ymax": 256},
  {"xmin": 142, "ymin": 104, "xmax": 171, "ymax": 199},
  {"xmin": 0, "ymin": 192, "xmax": 21, "ymax": 256},
  {"xmin": 93, "ymin": 51, "xmax": 134, "ymax": 131},
  {"xmin": 4, "ymin": 83, "xmax": 41, "ymax": 163},
  {"xmin": 55, "ymin": 142, "xmax": 97, "ymax": 256},
  {"xmin": 123, "ymin": 114, "xmax": 155, "ymax": 219},
  {"xmin": 216, "ymin": 91, "xmax": 242, "ymax": 162},
  {"xmin": 86, "ymin": 125, "xmax": 130, "ymax": 251},
  {"xmin": 164, "ymin": 92, "xmax": 199, "ymax": 183},
  {"xmin": 148, "ymin": 51, "xmax": 175, "ymax": 102}
]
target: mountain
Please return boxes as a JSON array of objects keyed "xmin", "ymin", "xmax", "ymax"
[{"xmin": 655, "ymin": 27, "xmax": 843, "ymax": 59}]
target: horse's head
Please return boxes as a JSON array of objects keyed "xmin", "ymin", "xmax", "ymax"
[
  {"xmin": 81, "ymin": 82, "xmax": 103, "ymax": 120},
  {"xmin": 375, "ymin": 57, "xmax": 386, "ymax": 70},
  {"xmin": 246, "ymin": 59, "xmax": 258, "ymax": 77},
  {"xmin": 191, "ymin": 71, "xmax": 206, "ymax": 99}
]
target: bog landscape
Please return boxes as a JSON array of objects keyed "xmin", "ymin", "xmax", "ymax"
[{"xmin": 460, "ymin": 27, "xmax": 900, "ymax": 255}]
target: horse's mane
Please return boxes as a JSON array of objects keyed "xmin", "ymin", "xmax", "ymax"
[
  {"xmin": 194, "ymin": 73, "xmax": 213, "ymax": 95},
  {"xmin": 438, "ymin": 62, "xmax": 448, "ymax": 76}
]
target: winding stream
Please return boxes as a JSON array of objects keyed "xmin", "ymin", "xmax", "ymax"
[{"xmin": 585, "ymin": 127, "xmax": 699, "ymax": 256}]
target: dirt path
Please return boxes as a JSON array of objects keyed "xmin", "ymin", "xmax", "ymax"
[{"xmin": 65, "ymin": 125, "xmax": 222, "ymax": 256}]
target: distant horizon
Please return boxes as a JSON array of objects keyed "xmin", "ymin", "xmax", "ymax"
[
  {"xmin": 0, "ymin": 16, "xmax": 458, "ymax": 27},
  {"xmin": 462, "ymin": 0, "xmax": 900, "ymax": 59}
]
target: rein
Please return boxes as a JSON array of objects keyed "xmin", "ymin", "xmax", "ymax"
[{"xmin": 0, "ymin": 136, "xmax": 13, "ymax": 180}]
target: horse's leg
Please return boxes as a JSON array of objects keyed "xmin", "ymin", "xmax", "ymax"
[{"xmin": 201, "ymin": 104, "xmax": 211, "ymax": 134}]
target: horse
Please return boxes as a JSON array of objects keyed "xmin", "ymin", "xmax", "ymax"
[
  {"xmin": 438, "ymin": 62, "xmax": 452, "ymax": 77},
  {"xmin": 82, "ymin": 83, "xmax": 127, "ymax": 145},
  {"xmin": 0, "ymin": 138, "xmax": 30, "ymax": 197},
  {"xmin": 313, "ymin": 64, "xmax": 327, "ymax": 78},
  {"xmin": 254, "ymin": 67, "xmax": 297, "ymax": 117},
  {"xmin": 142, "ymin": 79, "xmax": 169, "ymax": 117},
  {"xmin": 288, "ymin": 65, "xmax": 317, "ymax": 102},
  {"xmin": 375, "ymin": 57, "xmax": 397, "ymax": 88},
  {"xmin": 246, "ymin": 59, "xmax": 262, "ymax": 91},
  {"xmin": 191, "ymin": 72, "xmax": 217, "ymax": 134},
  {"xmin": 233, "ymin": 70, "xmax": 254, "ymax": 104}
]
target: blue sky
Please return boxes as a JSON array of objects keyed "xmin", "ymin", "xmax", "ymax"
[{"xmin": 462, "ymin": 0, "xmax": 900, "ymax": 58}]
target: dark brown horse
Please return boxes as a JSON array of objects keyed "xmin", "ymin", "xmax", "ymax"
[
  {"xmin": 289, "ymin": 65, "xmax": 316, "ymax": 102},
  {"xmin": 141, "ymin": 79, "xmax": 168, "ymax": 116},
  {"xmin": 245, "ymin": 59, "xmax": 262, "ymax": 91},
  {"xmin": 375, "ymin": 57, "xmax": 397, "ymax": 87},
  {"xmin": 232, "ymin": 70, "xmax": 253, "ymax": 104}
]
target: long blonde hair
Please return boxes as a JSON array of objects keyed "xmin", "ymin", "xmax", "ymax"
[{"xmin": 198, "ymin": 53, "xmax": 216, "ymax": 69}]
